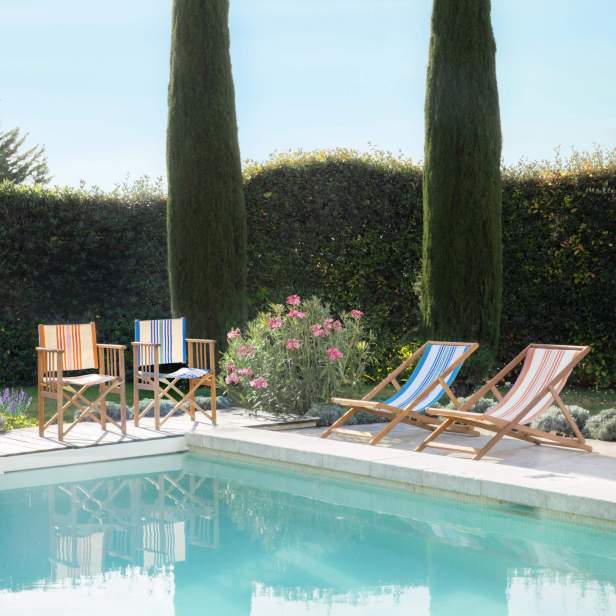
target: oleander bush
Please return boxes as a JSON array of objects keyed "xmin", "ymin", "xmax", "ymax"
[
  {"xmin": 220, "ymin": 295, "xmax": 372, "ymax": 415},
  {"xmin": 1, "ymin": 148, "xmax": 615, "ymax": 388}
]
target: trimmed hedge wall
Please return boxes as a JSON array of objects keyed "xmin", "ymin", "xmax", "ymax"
[
  {"xmin": 1, "ymin": 150, "xmax": 615, "ymax": 387},
  {"xmin": 0, "ymin": 183, "xmax": 169, "ymax": 384}
]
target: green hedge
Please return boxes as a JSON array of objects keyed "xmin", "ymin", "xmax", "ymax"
[
  {"xmin": 0, "ymin": 182, "xmax": 169, "ymax": 384},
  {"xmin": 1, "ymin": 150, "xmax": 615, "ymax": 387}
]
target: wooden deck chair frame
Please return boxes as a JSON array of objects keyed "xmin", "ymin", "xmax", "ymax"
[
  {"xmin": 37, "ymin": 322, "xmax": 127, "ymax": 441},
  {"xmin": 321, "ymin": 341, "xmax": 479, "ymax": 445},
  {"xmin": 132, "ymin": 322, "xmax": 216, "ymax": 430},
  {"xmin": 416, "ymin": 344, "xmax": 592, "ymax": 460}
]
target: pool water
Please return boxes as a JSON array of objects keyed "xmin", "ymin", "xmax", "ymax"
[{"xmin": 1, "ymin": 453, "xmax": 615, "ymax": 616}]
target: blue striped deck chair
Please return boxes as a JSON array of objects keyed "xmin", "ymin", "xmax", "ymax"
[
  {"xmin": 132, "ymin": 318, "xmax": 217, "ymax": 429},
  {"xmin": 321, "ymin": 341, "xmax": 479, "ymax": 445}
]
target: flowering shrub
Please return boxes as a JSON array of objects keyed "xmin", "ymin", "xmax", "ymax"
[
  {"xmin": 0, "ymin": 387, "xmax": 36, "ymax": 432},
  {"xmin": 221, "ymin": 296, "xmax": 372, "ymax": 415}
]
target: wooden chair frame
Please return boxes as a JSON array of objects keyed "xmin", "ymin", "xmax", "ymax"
[
  {"xmin": 37, "ymin": 326, "xmax": 126, "ymax": 441},
  {"xmin": 321, "ymin": 341, "xmax": 479, "ymax": 445},
  {"xmin": 133, "ymin": 338, "xmax": 216, "ymax": 430},
  {"xmin": 416, "ymin": 344, "xmax": 592, "ymax": 460}
]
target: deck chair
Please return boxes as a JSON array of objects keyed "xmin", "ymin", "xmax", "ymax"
[
  {"xmin": 321, "ymin": 341, "xmax": 479, "ymax": 445},
  {"xmin": 416, "ymin": 344, "xmax": 592, "ymax": 460},
  {"xmin": 132, "ymin": 318, "xmax": 216, "ymax": 430},
  {"xmin": 37, "ymin": 322, "xmax": 126, "ymax": 441}
]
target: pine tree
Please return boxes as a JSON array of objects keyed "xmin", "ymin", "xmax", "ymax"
[
  {"xmin": 167, "ymin": 0, "xmax": 247, "ymax": 341},
  {"xmin": 421, "ymin": 0, "xmax": 502, "ymax": 357},
  {"xmin": 0, "ymin": 127, "xmax": 50, "ymax": 184}
]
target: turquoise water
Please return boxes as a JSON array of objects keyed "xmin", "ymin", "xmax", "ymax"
[{"xmin": 1, "ymin": 453, "xmax": 615, "ymax": 615}]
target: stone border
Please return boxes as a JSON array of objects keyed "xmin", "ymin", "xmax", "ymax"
[{"xmin": 186, "ymin": 426, "xmax": 616, "ymax": 523}]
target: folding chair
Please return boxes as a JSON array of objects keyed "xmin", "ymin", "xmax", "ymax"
[
  {"xmin": 416, "ymin": 344, "xmax": 592, "ymax": 460},
  {"xmin": 132, "ymin": 318, "xmax": 216, "ymax": 429},
  {"xmin": 37, "ymin": 322, "xmax": 126, "ymax": 440},
  {"xmin": 321, "ymin": 341, "xmax": 479, "ymax": 445}
]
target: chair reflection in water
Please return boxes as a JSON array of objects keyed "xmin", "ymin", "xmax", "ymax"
[{"xmin": 48, "ymin": 472, "xmax": 219, "ymax": 580}]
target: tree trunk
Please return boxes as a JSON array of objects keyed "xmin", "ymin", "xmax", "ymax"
[
  {"xmin": 421, "ymin": 0, "xmax": 502, "ymax": 358},
  {"xmin": 167, "ymin": 0, "xmax": 247, "ymax": 342}
]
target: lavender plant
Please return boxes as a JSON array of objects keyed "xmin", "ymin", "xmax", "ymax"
[
  {"xmin": 0, "ymin": 387, "xmax": 32, "ymax": 416},
  {"xmin": 221, "ymin": 295, "xmax": 372, "ymax": 415}
]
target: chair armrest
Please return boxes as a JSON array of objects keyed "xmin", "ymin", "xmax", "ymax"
[
  {"xmin": 187, "ymin": 339, "xmax": 216, "ymax": 372},
  {"xmin": 36, "ymin": 346, "xmax": 64, "ymax": 353},
  {"xmin": 131, "ymin": 342, "xmax": 161, "ymax": 347},
  {"xmin": 97, "ymin": 344, "xmax": 125, "ymax": 378},
  {"xmin": 36, "ymin": 347, "xmax": 64, "ymax": 388}
]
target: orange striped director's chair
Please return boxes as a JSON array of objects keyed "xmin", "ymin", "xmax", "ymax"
[{"xmin": 37, "ymin": 322, "xmax": 127, "ymax": 440}]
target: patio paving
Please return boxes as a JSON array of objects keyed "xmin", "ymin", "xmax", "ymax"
[{"xmin": 0, "ymin": 408, "xmax": 314, "ymax": 459}]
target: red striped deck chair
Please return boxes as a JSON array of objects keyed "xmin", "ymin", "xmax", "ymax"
[
  {"xmin": 416, "ymin": 344, "xmax": 592, "ymax": 460},
  {"xmin": 321, "ymin": 341, "xmax": 480, "ymax": 445},
  {"xmin": 132, "ymin": 318, "xmax": 216, "ymax": 430},
  {"xmin": 37, "ymin": 322, "xmax": 127, "ymax": 440}
]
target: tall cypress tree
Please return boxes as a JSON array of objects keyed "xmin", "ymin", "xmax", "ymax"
[
  {"xmin": 421, "ymin": 0, "xmax": 502, "ymax": 357},
  {"xmin": 167, "ymin": 0, "xmax": 247, "ymax": 341}
]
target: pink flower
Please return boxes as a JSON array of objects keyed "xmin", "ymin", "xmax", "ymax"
[
  {"xmin": 286, "ymin": 294, "xmax": 301, "ymax": 306},
  {"xmin": 237, "ymin": 367, "xmax": 254, "ymax": 377},
  {"xmin": 237, "ymin": 344, "xmax": 256, "ymax": 358},
  {"xmin": 227, "ymin": 327, "xmax": 241, "ymax": 340},
  {"xmin": 225, "ymin": 361, "xmax": 236, "ymax": 372},
  {"xmin": 326, "ymin": 347, "xmax": 344, "ymax": 361},
  {"xmin": 333, "ymin": 320, "xmax": 343, "ymax": 332},
  {"xmin": 323, "ymin": 318, "xmax": 334, "ymax": 331},
  {"xmin": 288, "ymin": 309, "xmax": 306, "ymax": 319},
  {"xmin": 225, "ymin": 372, "xmax": 240, "ymax": 385},
  {"xmin": 268, "ymin": 316, "xmax": 283, "ymax": 330},
  {"xmin": 286, "ymin": 338, "xmax": 301, "ymax": 351},
  {"xmin": 350, "ymin": 309, "xmax": 364, "ymax": 319},
  {"xmin": 311, "ymin": 324, "xmax": 326, "ymax": 337},
  {"xmin": 249, "ymin": 377, "xmax": 269, "ymax": 389}
]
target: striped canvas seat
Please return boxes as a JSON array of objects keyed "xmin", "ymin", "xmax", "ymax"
[
  {"xmin": 486, "ymin": 346, "xmax": 579, "ymax": 425},
  {"xmin": 137, "ymin": 367, "xmax": 209, "ymax": 380},
  {"xmin": 134, "ymin": 318, "xmax": 186, "ymax": 365},
  {"xmin": 38, "ymin": 323, "xmax": 98, "ymax": 371},
  {"xmin": 384, "ymin": 343, "xmax": 471, "ymax": 413}
]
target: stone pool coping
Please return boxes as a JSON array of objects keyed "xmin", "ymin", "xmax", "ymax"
[{"xmin": 185, "ymin": 426, "xmax": 616, "ymax": 523}]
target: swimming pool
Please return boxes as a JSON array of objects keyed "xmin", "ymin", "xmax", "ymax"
[{"xmin": 1, "ymin": 452, "xmax": 615, "ymax": 615}]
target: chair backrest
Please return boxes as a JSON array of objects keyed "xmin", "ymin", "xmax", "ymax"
[
  {"xmin": 38, "ymin": 323, "xmax": 98, "ymax": 371},
  {"xmin": 384, "ymin": 342, "xmax": 473, "ymax": 412},
  {"xmin": 135, "ymin": 318, "xmax": 186, "ymax": 365},
  {"xmin": 487, "ymin": 345, "xmax": 588, "ymax": 424}
]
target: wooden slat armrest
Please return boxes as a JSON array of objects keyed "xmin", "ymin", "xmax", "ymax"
[
  {"xmin": 36, "ymin": 346, "xmax": 64, "ymax": 353},
  {"xmin": 186, "ymin": 338, "xmax": 216, "ymax": 344},
  {"xmin": 97, "ymin": 343, "xmax": 126, "ymax": 350},
  {"xmin": 131, "ymin": 341, "xmax": 160, "ymax": 347}
]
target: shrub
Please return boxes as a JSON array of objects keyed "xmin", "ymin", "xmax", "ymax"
[
  {"xmin": 2, "ymin": 149, "xmax": 615, "ymax": 388},
  {"xmin": 585, "ymin": 409, "xmax": 616, "ymax": 441},
  {"xmin": 311, "ymin": 403, "xmax": 387, "ymax": 427},
  {"xmin": 531, "ymin": 405, "xmax": 590, "ymax": 437},
  {"xmin": 220, "ymin": 296, "xmax": 372, "ymax": 415},
  {"xmin": 0, "ymin": 386, "xmax": 36, "ymax": 432}
]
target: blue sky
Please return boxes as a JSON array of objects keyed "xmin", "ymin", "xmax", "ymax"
[{"xmin": 1, "ymin": 0, "xmax": 614, "ymax": 189}]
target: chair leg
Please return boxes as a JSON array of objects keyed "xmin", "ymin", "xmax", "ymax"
[
  {"xmin": 472, "ymin": 424, "xmax": 513, "ymax": 460},
  {"xmin": 370, "ymin": 409, "xmax": 418, "ymax": 446},
  {"xmin": 57, "ymin": 393, "xmax": 64, "ymax": 441},
  {"xmin": 321, "ymin": 407, "xmax": 359, "ymax": 438},
  {"xmin": 415, "ymin": 418, "xmax": 455, "ymax": 452},
  {"xmin": 38, "ymin": 386, "xmax": 45, "ymax": 437},
  {"xmin": 119, "ymin": 381, "xmax": 127, "ymax": 434},
  {"xmin": 100, "ymin": 385, "xmax": 107, "ymax": 431},
  {"xmin": 211, "ymin": 378, "xmax": 217, "ymax": 425},
  {"xmin": 133, "ymin": 376, "xmax": 140, "ymax": 427}
]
